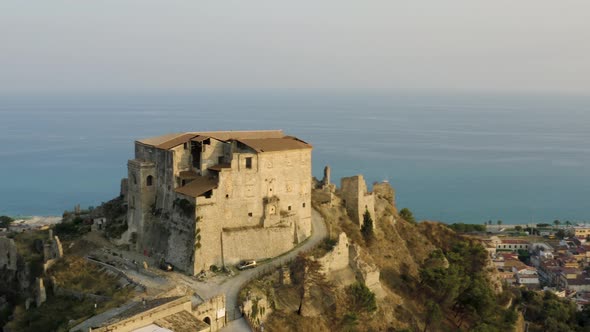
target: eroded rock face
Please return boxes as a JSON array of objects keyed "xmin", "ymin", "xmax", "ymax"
[
  {"xmin": 0, "ymin": 238, "xmax": 18, "ymax": 271},
  {"xmin": 349, "ymin": 244, "xmax": 385, "ymax": 299},
  {"xmin": 35, "ymin": 277, "xmax": 46, "ymax": 307}
]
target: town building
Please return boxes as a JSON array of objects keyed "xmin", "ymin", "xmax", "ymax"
[
  {"xmin": 496, "ymin": 239, "xmax": 530, "ymax": 252},
  {"xmin": 124, "ymin": 131, "xmax": 313, "ymax": 274}
]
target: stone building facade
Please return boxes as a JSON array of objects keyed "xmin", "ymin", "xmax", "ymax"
[{"xmin": 125, "ymin": 130, "xmax": 312, "ymax": 274}]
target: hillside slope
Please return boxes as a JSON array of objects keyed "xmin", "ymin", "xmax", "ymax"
[{"xmin": 242, "ymin": 181, "xmax": 517, "ymax": 331}]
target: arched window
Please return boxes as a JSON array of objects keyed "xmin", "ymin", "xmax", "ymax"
[
  {"xmin": 146, "ymin": 175, "xmax": 153, "ymax": 186},
  {"xmin": 203, "ymin": 317, "xmax": 211, "ymax": 325}
]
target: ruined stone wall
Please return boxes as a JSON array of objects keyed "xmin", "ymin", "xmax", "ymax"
[
  {"xmin": 221, "ymin": 226, "xmax": 295, "ymax": 265},
  {"xmin": 340, "ymin": 175, "xmax": 375, "ymax": 227},
  {"xmin": 317, "ymin": 232, "xmax": 350, "ymax": 275},
  {"xmin": 0, "ymin": 238, "xmax": 17, "ymax": 271}
]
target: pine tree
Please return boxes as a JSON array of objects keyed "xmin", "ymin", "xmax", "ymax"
[{"xmin": 361, "ymin": 209, "xmax": 373, "ymax": 240}]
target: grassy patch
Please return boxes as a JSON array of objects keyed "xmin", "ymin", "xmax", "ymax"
[
  {"xmin": 49, "ymin": 256, "xmax": 132, "ymax": 298},
  {"xmin": 5, "ymin": 295, "xmax": 96, "ymax": 332}
]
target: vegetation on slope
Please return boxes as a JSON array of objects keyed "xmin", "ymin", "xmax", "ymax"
[
  {"xmin": 5, "ymin": 256, "xmax": 133, "ymax": 332},
  {"xmin": 255, "ymin": 184, "xmax": 521, "ymax": 331}
]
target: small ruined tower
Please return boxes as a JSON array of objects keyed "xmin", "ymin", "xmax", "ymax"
[
  {"xmin": 340, "ymin": 175, "xmax": 375, "ymax": 227},
  {"xmin": 322, "ymin": 165, "xmax": 331, "ymax": 187}
]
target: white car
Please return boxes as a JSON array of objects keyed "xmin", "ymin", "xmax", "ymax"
[{"xmin": 237, "ymin": 260, "xmax": 257, "ymax": 270}]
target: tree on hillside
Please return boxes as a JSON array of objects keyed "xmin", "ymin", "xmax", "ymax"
[
  {"xmin": 515, "ymin": 226, "xmax": 523, "ymax": 232},
  {"xmin": 423, "ymin": 300, "xmax": 442, "ymax": 332},
  {"xmin": 347, "ymin": 282, "xmax": 377, "ymax": 313},
  {"xmin": 0, "ymin": 216, "xmax": 13, "ymax": 228},
  {"xmin": 361, "ymin": 209, "xmax": 373, "ymax": 240},
  {"xmin": 565, "ymin": 220, "xmax": 572, "ymax": 228},
  {"xmin": 291, "ymin": 253, "xmax": 334, "ymax": 316},
  {"xmin": 554, "ymin": 220, "xmax": 561, "ymax": 229},
  {"xmin": 487, "ymin": 220, "xmax": 492, "ymax": 225},
  {"xmin": 497, "ymin": 220, "xmax": 503, "ymax": 226},
  {"xmin": 400, "ymin": 208, "xmax": 415, "ymax": 223}
]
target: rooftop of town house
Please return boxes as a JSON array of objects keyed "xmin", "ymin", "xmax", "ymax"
[
  {"xmin": 152, "ymin": 310, "xmax": 210, "ymax": 332},
  {"xmin": 566, "ymin": 274, "xmax": 590, "ymax": 286},
  {"xmin": 136, "ymin": 130, "xmax": 312, "ymax": 152},
  {"xmin": 100, "ymin": 296, "xmax": 186, "ymax": 326},
  {"xmin": 499, "ymin": 239, "xmax": 530, "ymax": 245}
]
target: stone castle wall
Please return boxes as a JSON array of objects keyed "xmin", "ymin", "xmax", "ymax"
[
  {"xmin": 127, "ymin": 136, "xmax": 312, "ymax": 275},
  {"xmin": 221, "ymin": 225, "xmax": 295, "ymax": 265}
]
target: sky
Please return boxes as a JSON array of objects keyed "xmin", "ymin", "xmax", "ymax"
[{"xmin": 1, "ymin": 1, "xmax": 589, "ymax": 95}]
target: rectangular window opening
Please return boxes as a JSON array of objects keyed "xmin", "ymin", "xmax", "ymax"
[
  {"xmin": 245, "ymin": 157, "xmax": 252, "ymax": 169},
  {"xmin": 302, "ymin": 203, "xmax": 306, "ymax": 208},
  {"xmin": 248, "ymin": 212, "xmax": 253, "ymax": 217},
  {"xmin": 288, "ymin": 206, "xmax": 292, "ymax": 211}
]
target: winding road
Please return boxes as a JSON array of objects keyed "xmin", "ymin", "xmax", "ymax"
[
  {"xmin": 73, "ymin": 209, "xmax": 327, "ymax": 332},
  {"xmin": 191, "ymin": 209, "xmax": 328, "ymax": 332}
]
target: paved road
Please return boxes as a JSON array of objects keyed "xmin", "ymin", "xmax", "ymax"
[
  {"xmin": 71, "ymin": 209, "xmax": 327, "ymax": 332},
  {"xmin": 217, "ymin": 209, "xmax": 327, "ymax": 331}
]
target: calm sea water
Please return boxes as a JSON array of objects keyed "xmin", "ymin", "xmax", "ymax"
[{"xmin": 1, "ymin": 91, "xmax": 589, "ymax": 224}]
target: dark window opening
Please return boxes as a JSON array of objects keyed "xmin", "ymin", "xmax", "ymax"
[
  {"xmin": 204, "ymin": 190, "xmax": 213, "ymax": 199},
  {"xmin": 191, "ymin": 143, "xmax": 201, "ymax": 168},
  {"xmin": 146, "ymin": 175, "xmax": 153, "ymax": 186},
  {"xmin": 288, "ymin": 206, "xmax": 292, "ymax": 211},
  {"xmin": 181, "ymin": 179, "xmax": 186, "ymax": 186},
  {"xmin": 204, "ymin": 138, "xmax": 211, "ymax": 145},
  {"xmin": 225, "ymin": 194, "xmax": 229, "ymax": 198},
  {"xmin": 183, "ymin": 142, "xmax": 188, "ymax": 150},
  {"xmin": 218, "ymin": 156, "xmax": 224, "ymax": 164},
  {"xmin": 245, "ymin": 157, "xmax": 252, "ymax": 169},
  {"xmin": 302, "ymin": 203, "xmax": 306, "ymax": 208},
  {"xmin": 132, "ymin": 174, "xmax": 137, "ymax": 185},
  {"xmin": 248, "ymin": 212, "xmax": 253, "ymax": 217}
]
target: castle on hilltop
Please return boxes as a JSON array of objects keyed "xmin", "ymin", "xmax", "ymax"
[{"xmin": 124, "ymin": 130, "xmax": 313, "ymax": 274}]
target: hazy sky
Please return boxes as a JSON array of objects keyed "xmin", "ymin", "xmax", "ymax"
[{"xmin": 1, "ymin": 1, "xmax": 589, "ymax": 94}]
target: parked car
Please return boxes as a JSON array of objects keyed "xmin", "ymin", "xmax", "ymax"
[
  {"xmin": 237, "ymin": 260, "xmax": 257, "ymax": 270},
  {"xmin": 160, "ymin": 261, "xmax": 174, "ymax": 272}
]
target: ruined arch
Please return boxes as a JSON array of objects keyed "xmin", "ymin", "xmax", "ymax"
[{"xmin": 203, "ymin": 316, "xmax": 211, "ymax": 325}]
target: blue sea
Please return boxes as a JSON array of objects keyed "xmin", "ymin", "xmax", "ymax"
[{"xmin": 1, "ymin": 90, "xmax": 589, "ymax": 224}]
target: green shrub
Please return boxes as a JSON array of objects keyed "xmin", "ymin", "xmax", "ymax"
[{"xmin": 347, "ymin": 282, "xmax": 377, "ymax": 313}]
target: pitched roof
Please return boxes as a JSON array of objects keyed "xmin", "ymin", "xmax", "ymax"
[
  {"xmin": 237, "ymin": 137, "xmax": 312, "ymax": 152},
  {"xmin": 154, "ymin": 310, "xmax": 210, "ymax": 332},
  {"xmin": 136, "ymin": 130, "xmax": 311, "ymax": 152},
  {"xmin": 175, "ymin": 176, "xmax": 218, "ymax": 198}
]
